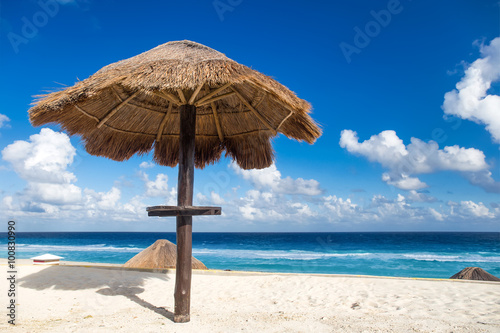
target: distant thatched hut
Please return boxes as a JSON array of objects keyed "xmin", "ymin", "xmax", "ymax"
[
  {"xmin": 124, "ymin": 239, "xmax": 207, "ymax": 270},
  {"xmin": 450, "ymin": 267, "xmax": 500, "ymax": 282}
]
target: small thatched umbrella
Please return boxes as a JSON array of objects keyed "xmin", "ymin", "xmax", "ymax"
[
  {"xmin": 29, "ymin": 40, "xmax": 321, "ymax": 322},
  {"xmin": 450, "ymin": 267, "xmax": 500, "ymax": 282},
  {"xmin": 124, "ymin": 239, "xmax": 207, "ymax": 270}
]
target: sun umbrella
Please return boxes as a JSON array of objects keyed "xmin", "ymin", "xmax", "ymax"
[{"xmin": 28, "ymin": 40, "xmax": 321, "ymax": 322}]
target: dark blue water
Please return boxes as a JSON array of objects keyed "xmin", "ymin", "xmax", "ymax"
[{"xmin": 2, "ymin": 232, "xmax": 499, "ymax": 279}]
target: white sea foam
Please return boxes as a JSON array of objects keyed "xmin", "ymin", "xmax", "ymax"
[
  {"xmin": 192, "ymin": 248, "xmax": 371, "ymax": 260},
  {"xmin": 191, "ymin": 248, "xmax": 500, "ymax": 263},
  {"xmin": 13, "ymin": 244, "xmax": 500, "ymax": 264},
  {"xmin": 16, "ymin": 244, "xmax": 143, "ymax": 253},
  {"xmin": 406, "ymin": 254, "xmax": 500, "ymax": 263}
]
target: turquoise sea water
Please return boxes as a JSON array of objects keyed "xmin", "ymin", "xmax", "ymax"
[{"xmin": 2, "ymin": 232, "xmax": 499, "ymax": 279}]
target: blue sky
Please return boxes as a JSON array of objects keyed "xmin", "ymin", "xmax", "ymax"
[{"xmin": 0, "ymin": 0, "xmax": 499, "ymax": 232}]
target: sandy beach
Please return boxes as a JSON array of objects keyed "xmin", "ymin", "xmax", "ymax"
[{"xmin": 1, "ymin": 260, "xmax": 500, "ymax": 333}]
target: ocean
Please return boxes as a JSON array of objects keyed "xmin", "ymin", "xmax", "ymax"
[{"xmin": 2, "ymin": 232, "xmax": 499, "ymax": 279}]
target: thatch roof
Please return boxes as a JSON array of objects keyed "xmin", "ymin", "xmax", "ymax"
[
  {"xmin": 450, "ymin": 267, "xmax": 500, "ymax": 282},
  {"xmin": 29, "ymin": 40, "xmax": 321, "ymax": 169},
  {"xmin": 123, "ymin": 239, "xmax": 207, "ymax": 270}
]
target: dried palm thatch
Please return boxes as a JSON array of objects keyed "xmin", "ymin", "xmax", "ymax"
[
  {"xmin": 450, "ymin": 267, "xmax": 500, "ymax": 282},
  {"xmin": 123, "ymin": 239, "xmax": 207, "ymax": 270},
  {"xmin": 28, "ymin": 40, "xmax": 321, "ymax": 169}
]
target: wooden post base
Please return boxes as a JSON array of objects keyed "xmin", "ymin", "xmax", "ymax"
[{"xmin": 174, "ymin": 314, "xmax": 190, "ymax": 323}]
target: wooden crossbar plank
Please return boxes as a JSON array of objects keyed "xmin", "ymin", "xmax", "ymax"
[
  {"xmin": 231, "ymin": 87, "xmax": 277, "ymax": 135},
  {"xmin": 97, "ymin": 91, "xmax": 140, "ymax": 128},
  {"xmin": 147, "ymin": 205, "xmax": 222, "ymax": 217},
  {"xmin": 156, "ymin": 102, "xmax": 173, "ymax": 141},
  {"xmin": 194, "ymin": 82, "xmax": 232, "ymax": 105}
]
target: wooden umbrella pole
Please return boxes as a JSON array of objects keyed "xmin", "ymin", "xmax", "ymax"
[{"xmin": 174, "ymin": 104, "xmax": 196, "ymax": 323}]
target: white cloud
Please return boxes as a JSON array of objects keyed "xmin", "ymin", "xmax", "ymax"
[
  {"xmin": 123, "ymin": 195, "xmax": 147, "ymax": 215},
  {"xmin": 220, "ymin": 187, "xmax": 319, "ymax": 223},
  {"xmin": 429, "ymin": 208, "xmax": 445, "ymax": 221},
  {"xmin": 237, "ymin": 190, "xmax": 270, "ymax": 221},
  {"xmin": 323, "ymin": 195, "xmax": 368, "ymax": 221},
  {"xmin": 230, "ymin": 162, "xmax": 323, "ymax": 196},
  {"xmin": 2, "ymin": 128, "xmax": 77, "ymax": 184},
  {"xmin": 0, "ymin": 114, "xmax": 9, "ymax": 128},
  {"xmin": 239, "ymin": 202, "xmax": 263, "ymax": 220},
  {"xmin": 27, "ymin": 183, "xmax": 82, "ymax": 205},
  {"xmin": 1, "ymin": 130, "xmax": 497, "ymax": 229},
  {"xmin": 322, "ymin": 193, "xmax": 489, "ymax": 225},
  {"xmin": 448, "ymin": 200, "xmax": 495, "ymax": 219},
  {"xmin": 382, "ymin": 173, "xmax": 428, "ymax": 190},
  {"xmin": 196, "ymin": 193, "xmax": 207, "ymax": 203},
  {"xmin": 340, "ymin": 129, "xmax": 407, "ymax": 169},
  {"xmin": 442, "ymin": 37, "xmax": 500, "ymax": 143},
  {"xmin": 0, "ymin": 129, "xmax": 162, "ymax": 222},
  {"xmin": 225, "ymin": 188, "xmax": 499, "ymax": 226},
  {"xmin": 3, "ymin": 196, "xmax": 13, "ymax": 209},
  {"xmin": 220, "ymin": 163, "xmax": 324, "ymax": 224},
  {"xmin": 491, "ymin": 202, "xmax": 500, "ymax": 216},
  {"xmin": 139, "ymin": 161, "xmax": 155, "ymax": 169},
  {"xmin": 84, "ymin": 187, "xmax": 121, "ymax": 210},
  {"xmin": 224, "ymin": 160, "xmax": 498, "ymax": 225},
  {"xmin": 290, "ymin": 202, "xmax": 316, "ymax": 217},
  {"xmin": 407, "ymin": 190, "xmax": 437, "ymax": 203},
  {"xmin": 196, "ymin": 191, "xmax": 225, "ymax": 205},
  {"xmin": 209, "ymin": 192, "xmax": 225, "ymax": 205},
  {"xmin": 369, "ymin": 194, "xmax": 421, "ymax": 220},
  {"xmin": 142, "ymin": 173, "xmax": 170, "ymax": 197},
  {"xmin": 463, "ymin": 170, "xmax": 500, "ymax": 194},
  {"xmin": 1, "ymin": 128, "xmax": 83, "ymax": 207},
  {"xmin": 340, "ymin": 129, "xmax": 497, "ymax": 192}
]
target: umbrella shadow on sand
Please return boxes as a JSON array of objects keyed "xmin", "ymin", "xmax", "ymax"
[
  {"xmin": 18, "ymin": 265, "xmax": 175, "ymax": 321},
  {"xmin": 95, "ymin": 286, "xmax": 174, "ymax": 321}
]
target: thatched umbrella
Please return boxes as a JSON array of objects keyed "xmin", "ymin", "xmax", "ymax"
[
  {"xmin": 124, "ymin": 239, "xmax": 207, "ymax": 270},
  {"xmin": 450, "ymin": 267, "xmax": 500, "ymax": 282},
  {"xmin": 28, "ymin": 40, "xmax": 321, "ymax": 322}
]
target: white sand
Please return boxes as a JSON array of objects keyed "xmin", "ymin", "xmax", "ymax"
[{"xmin": 1, "ymin": 260, "xmax": 500, "ymax": 332}]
